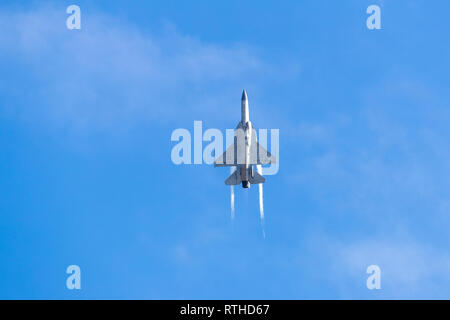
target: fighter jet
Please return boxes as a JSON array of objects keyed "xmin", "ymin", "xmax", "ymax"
[{"xmin": 214, "ymin": 90, "xmax": 276, "ymax": 188}]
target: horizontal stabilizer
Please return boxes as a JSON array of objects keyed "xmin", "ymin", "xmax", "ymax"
[
  {"xmin": 249, "ymin": 167, "xmax": 265, "ymax": 184},
  {"xmin": 225, "ymin": 170, "xmax": 241, "ymax": 185}
]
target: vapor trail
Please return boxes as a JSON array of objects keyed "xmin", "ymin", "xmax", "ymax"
[
  {"xmin": 256, "ymin": 165, "xmax": 265, "ymax": 238},
  {"xmin": 230, "ymin": 166, "xmax": 235, "ymax": 219}
]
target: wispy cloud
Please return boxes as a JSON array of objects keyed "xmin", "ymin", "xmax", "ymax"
[
  {"xmin": 0, "ymin": 5, "xmax": 270, "ymax": 132},
  {"xmin": 331, "ymin": 235, "xmax": 450, "ymax": 299},
  {"xmin": 284, "ymin": 76, "xmax": 450, "ymax": 298},
  {"xmin": 288, "ymin": 76, "xmax": 450, "ymax": 224}
]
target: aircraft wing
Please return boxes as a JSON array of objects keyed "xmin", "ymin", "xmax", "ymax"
[
  {"xmin": 256, "ymin": 142, "xmax": 276, "ymax": 165},
  {"xmin": 248, "ymin": 167, "xmax": 266, "ymax": 184},
  {"xmin": 214, "ymin": 129, "xmax": 277, "ymax": 166},
  {"xmin": 214, "ymin": 141, "xmax": 238, "ymax": 167},
  {"xmin": 225, "ymin": 169, "xmax": 242, "ymax": 185}
]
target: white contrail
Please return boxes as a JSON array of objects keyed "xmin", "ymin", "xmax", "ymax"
[
  {"xmin": 230, "ymin": 166, "xmax": 235, "ymax": 219},
  {"xmin": 230, "ymin": 185, "xmax": 235, "ymax": 220},
  {"xmin": 256, "ymin": 165, "xmax": 265, "ymax": 238}
]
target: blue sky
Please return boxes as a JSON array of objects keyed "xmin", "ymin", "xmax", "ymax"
[{"xmin": 1, "ymin": 0, "xmax": 450, "ymax": 299}]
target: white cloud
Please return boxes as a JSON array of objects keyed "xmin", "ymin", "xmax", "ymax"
[
  {"xmin": 0, "ymin": 5, "xmax": 269, "ymax": 132},
  {"xmin": 285, "ymin": 77, "xmax": 450, "ymax": 298},
  {"xmin": 332, "ymin": 236, "xmax": 450, "ymax": 298},
  {"xmin": 288, "ymin": 75, "xmax": 450, "ymax": 223}
]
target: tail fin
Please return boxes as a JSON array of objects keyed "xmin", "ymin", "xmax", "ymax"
[
  {"xmin": 248, "ymin": 167, "xmax": 265, "ymax": 184},
  {"xmin": 225, "ymin": 169, "xmax": 241, "ymax": 185}
]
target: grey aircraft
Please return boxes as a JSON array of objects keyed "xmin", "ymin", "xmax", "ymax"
[{"xmin": 214, "ymin": 90, "xmax": 276, "ymax": 188}]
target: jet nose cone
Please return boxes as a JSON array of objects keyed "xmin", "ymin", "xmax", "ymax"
[{"xmin": 241, "ymin": 89, "xmax": 248, "ymax": 101}]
